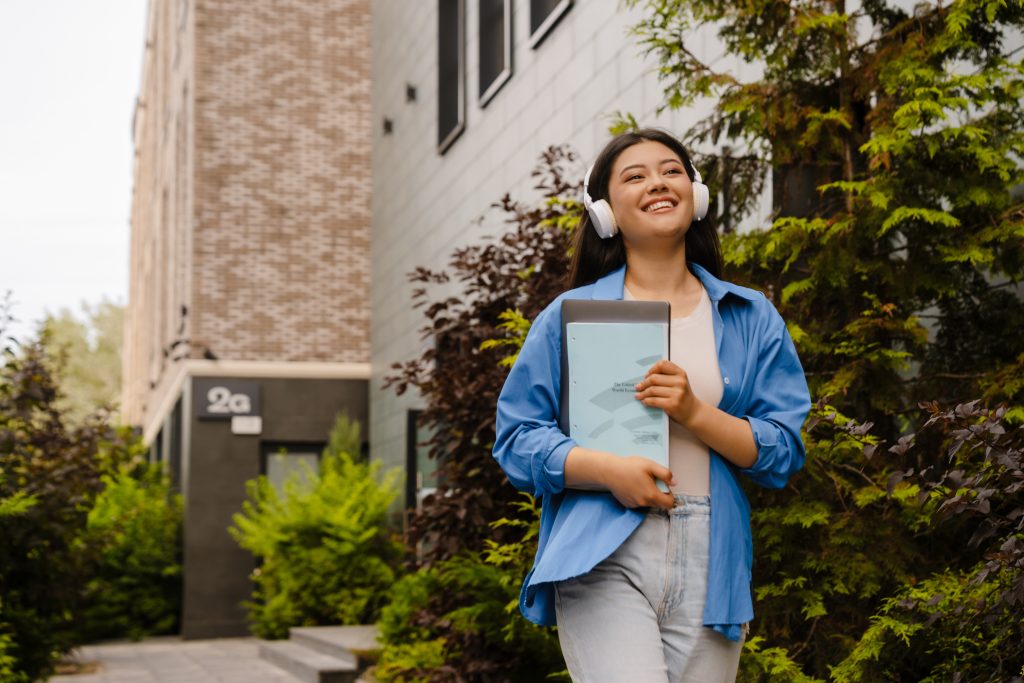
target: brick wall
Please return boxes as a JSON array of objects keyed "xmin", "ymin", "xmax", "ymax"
[
  {"xmin": 123, "ymin": 0, "xmax": 196, "ymax": 427},
  {"xmin": 124, "ymin": 0, "xmax": 372, "ymax": 428}
]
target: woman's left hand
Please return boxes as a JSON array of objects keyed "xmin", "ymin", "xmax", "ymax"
[{"xmin": 634, "ymin": 359, "xmax": 702, "ymax": 427}]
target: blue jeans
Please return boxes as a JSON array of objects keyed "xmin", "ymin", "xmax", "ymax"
[{"xmin": 554, "ymin": 495, "xmax": 745, "ymax": 682}]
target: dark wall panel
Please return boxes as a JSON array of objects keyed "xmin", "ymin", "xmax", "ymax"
[{"xmin": 180, "ymin": 376, "xmax": 368, "ymax": 639}]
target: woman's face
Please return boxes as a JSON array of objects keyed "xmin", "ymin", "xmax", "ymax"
[{"xmin": 607, "ymin": 140, "xmax": 694, "ymax": 244}]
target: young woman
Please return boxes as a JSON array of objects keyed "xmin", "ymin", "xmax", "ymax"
[{"xmin": 492, "ymin": 128, "xmax": 811, "ymax": 682}]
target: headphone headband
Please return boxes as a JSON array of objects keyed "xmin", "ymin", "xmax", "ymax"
[{"xmin": 582, "ymin": 165, "xmax": 594, "ymax": 209}]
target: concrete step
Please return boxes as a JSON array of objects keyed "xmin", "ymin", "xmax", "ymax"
[
  {"xmin": 289, "ymin": 625, "xmax": 381, "ymax": 662},
  {"xmin": 258, "ymin": 639, "xmax": 360, "ymax": 683}
]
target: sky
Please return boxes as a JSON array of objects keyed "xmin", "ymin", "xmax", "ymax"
[{"xmin": 0, "ymin": 1, "xmax": 148, "ymax": 344}]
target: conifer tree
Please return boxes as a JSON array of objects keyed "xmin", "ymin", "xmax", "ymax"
[
  {"xmin": 625, "ymin": 1, "xmax": 1024, "ymax": 679},
  {"xmin": 628, "ymin": 0, "xmax": 1024, "ymax": 426}
]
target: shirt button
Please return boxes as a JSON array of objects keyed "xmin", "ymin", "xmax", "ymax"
[{"xmin": 724, "ymin": 376, "xmax": 730, "ymax": 385}]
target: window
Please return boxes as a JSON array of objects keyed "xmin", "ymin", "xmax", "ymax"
[
  {"xmin": 479, "ymin": 0, "xmax": 512, "ymax": 107},
  {"xmin": 150, "ymin": 427, "xmax": 164, "ymax": 464},
  {"xmin": 167, "ymin": 396, "xmax": 183, "ymax": 490},
  {"xmin": 529, "ymin": 0, "xmax": 572, "ymax": 48},
  {"xmin": 438, "ymin": 0, "xmax": 466, "ymax": 153},
  {"xmin": 262, "ymin": 443, "xmax": 323, "ymax": 496},
  {"xmin": 406, "ymin": 410, "xmax": 442, "ymax": 510}
]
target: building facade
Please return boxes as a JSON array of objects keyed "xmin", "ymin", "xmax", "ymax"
[
  {"xmin": 124, "ymin": 0, "xmax": 372, "ymax": 638},
  {"xmin": 369, "ymin": 0, "xmax": 770, "ymax": 510}
]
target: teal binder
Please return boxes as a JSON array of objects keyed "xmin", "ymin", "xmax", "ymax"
[{"xmin": 565, "ymin": 321, "xmax": 670, "ymax": 491}]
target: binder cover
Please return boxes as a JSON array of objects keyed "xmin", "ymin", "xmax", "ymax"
[
  {"xmin": 559, "ymin": 299, "xmax": 671, "ymax": 434},
  {"xmin": 565, "ymin": 320, "xmax": 670, "ymax": 491}
]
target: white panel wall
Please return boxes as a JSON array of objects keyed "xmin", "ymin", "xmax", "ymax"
[{"xmin": 369, "ymin": 0, "xmax": 766, "ymax": 501}]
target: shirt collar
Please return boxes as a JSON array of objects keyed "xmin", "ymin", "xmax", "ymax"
[{"xmin": 591, "ymin": 262, "xmax": 761, "ymax": 303}]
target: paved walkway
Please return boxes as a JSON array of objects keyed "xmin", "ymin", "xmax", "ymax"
[{"xmin": 48, "ymin": 637, "xmax": 300, "ymax": 683}]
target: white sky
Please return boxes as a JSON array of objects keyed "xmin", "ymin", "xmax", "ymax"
[{"xmin": 0, "ymin": 1, "xmax": 148, "ymax": 344}]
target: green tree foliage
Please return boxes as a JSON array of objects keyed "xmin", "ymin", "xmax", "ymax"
[
  {"xmin": 626, "ymin": 0, "xmax": 1024, "ymax": 420},
  {"xmin": 0, "ymin": 308, "xmax": 151, "ymax": 680},
  {"xmin": 384, "ymin": 146, "xmax": 581, "ymax": 562},
  {"xmin": 761, "ymin": 399, "xmax": 1024, "ymax": 682},
  {"xmin": 230, "ymin": 414, "xmax": 404, "ymax": 639},
  {"xmin": 75, "ymin": 463, "xmax": 183, "ymax": 643},
  {"xmin": 829, "ymin": 401, "xmax": 1023, "ymax": 682},
  {"xmin": 38, "ymin": 298, "xmax": 124, "ymax": 426},
  {"xmin": 623, "ymin": 0, "xmax": 1024, "ymax": 679},
  {"xmin": 374, "ymin": 495, "xmax": 565, "ymax": 683},
  {"xmin": 380, "ymin": 148, "xmax": 581, "ymax": 678},
  {"xmin": 382, "ymin": 3, "xmax": 1023, "ymax": 679},
  {"xmin": 0, "ymin": 502, "xmax": 30, "ymax": 683}
]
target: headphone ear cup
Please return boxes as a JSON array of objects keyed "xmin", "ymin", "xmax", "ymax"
[
  {"xmin": 692, "ymin": 181, "xmax": 710, "ymax": 221},
  {"xmin": 588, "ymin": 199, "xmax": 618, "ymax": 239}
]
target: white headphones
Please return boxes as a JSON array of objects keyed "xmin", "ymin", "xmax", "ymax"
[{"xmin": 582, "ymin": 163, "xmax": 710, "ymax": 239}]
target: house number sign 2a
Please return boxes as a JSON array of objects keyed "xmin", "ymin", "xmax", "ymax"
[
  {"xmin": 207, "ymin": 386, "xmax": 251, "ymax": 414},
  {"xmin": 194, "ymin": 379, "xmax": 261, "ymax": 420}
]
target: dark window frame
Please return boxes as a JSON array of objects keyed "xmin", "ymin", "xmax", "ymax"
[
  {"xmin": 167, "ymin": 396, "xmax": 183, "ymax": 490},
  {"xmin": 150, "ymin": 427, "xmax": 164, "ymax": 464},
  {"xmin": 405, "ymin": 410, "xmax": 423, "ymax": 511},
  {"xmin": 406, "ymin": 409, "xmax": 444, "ymax": 511},
  {"xmin": 478, "ymin": 0, "xmax": 513, "ymax": 108},
  {"xmin": 438, "ymin": 0, "xmax": 466, "ymax": 153},
  {"xmin": 528, "ymin": 0, "xmax": 572, "ymax": 49}
]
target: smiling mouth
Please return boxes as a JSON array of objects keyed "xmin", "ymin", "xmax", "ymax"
[{"xmin": 644, "ymin": 200, "xmax": 676, "ymax": 213}]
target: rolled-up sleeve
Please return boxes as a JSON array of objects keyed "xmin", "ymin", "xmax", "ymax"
[
  {"xmin": 492, "ymin": 304, "xmax": 578, "ymax": 498},
  {"xmin": 740, "ymin": 305, "xmax": 811, "ymax": 489}
]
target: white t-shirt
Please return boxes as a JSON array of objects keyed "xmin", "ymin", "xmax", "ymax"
[{"xmin": 624, "ymin": 284, "xmax": 723, "ymax": 496}]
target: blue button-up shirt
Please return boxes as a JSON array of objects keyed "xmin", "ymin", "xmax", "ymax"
[{"xmin": 492, "ymin": 263, "xmax": 811, "ymax": 642}]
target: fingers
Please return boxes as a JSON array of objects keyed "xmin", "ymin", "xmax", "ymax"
[
  {"xmin": 638, "ymin": 396, "xmax": 672, "ymax": 411},
  {"xmin": 648, "ymin": 462, "xmax": 678, "ymax": 509},
  {"xmin": 635, "ymin": 385, "xmax": 676, "ymax": 400},
  {"xmin": 654, "ymin": 465, "xmax": 677, "ymax": 488},
  {"xmin": 636, "ymin": 370, "xmax": 688, "ymax": 391},
  {"xmin": 646, "ymin": 359, "xmax": 682, "ymax": 377},
  {"xmin": 653, "ymin": 487, "xmax": 676, "ymax": 511},
  {"xmin": 610, "ymin": 458, "xmax": 679, "ymax": 510},
  {"xmin": 655, "ymin": 489, "xmax": 675, "ymax": 509},
  {"xmin": 628, "ymin": 485, "xmax": 675, "ymax": 510}
]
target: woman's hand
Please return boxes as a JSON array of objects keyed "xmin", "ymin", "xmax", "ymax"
[
  {"xmin": 634, "ymin": 359, "xmax": 702, "ymax": 427},
  {"xmin": 603, "ymin": 455, "xmax": 676, "ymax": 510},
  {"xmin": 633, "ymin": 358, "xmax": 760, "ymax": 469},
  {"xmin": 564, "ymin": 447, "xmax": 676, "ymax": 509}
]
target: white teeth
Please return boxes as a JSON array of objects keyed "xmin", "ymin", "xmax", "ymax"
[{"xmin": 645, "ymin": 201, "xmax": 674, "ymax": 212}]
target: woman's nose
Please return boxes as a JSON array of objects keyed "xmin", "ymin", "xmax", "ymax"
[{"xmin": 647, "ymin": 175, "xmax": 668, "ymax": 192}]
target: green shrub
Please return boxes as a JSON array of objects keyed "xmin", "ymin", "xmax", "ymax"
[
  {"xmin": 623, "ymin": 1, "xmax": 1024, "ymax": 680},
  {"xmin": 382, "ymin": 146, "xmax": 579, "ymax": 680},
  {"xmin": 375, "ymin": 568, "xmax": 446, "ymax": 682},
  {"xmin": 0, "ymin": 614, "xmax": 26, "ymax": 683},
  {"xmin": 382, "ymin": 0, "xmax": 1024, "ymax": 677},
  {"xmin": 375, "ymin": 495, "xmax": 566, "ymax": 683},
  {"xmin": 230, "ymin": 414, "xmax": 403, "ymax": 638},
  {"xmin": 75, "ymin": 463, "xmax": 183, "ymax": 642},
  {"xmin": 375, "ymin": 553, "xmax": 561, "ymax": 682},
  {"xmin": 0, "ymin": 328, "xmax": 138, "ymax": 680},
  {"xmin": 829, "ymin": 402, "xmax": 1024, "ymax": 683}
]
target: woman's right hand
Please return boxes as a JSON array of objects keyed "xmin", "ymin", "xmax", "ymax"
[
  {"xmin": 603, "ymin": 455, "xmax": 676, "ymax": 510},
  {"xmin": 564, "ymin": 447, "xmax": 676, "ymax": 509}
]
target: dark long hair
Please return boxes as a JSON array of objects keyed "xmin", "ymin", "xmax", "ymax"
[{"xmin": 568, "ymin": 128, "xmax": 723, "ymax": 288}]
